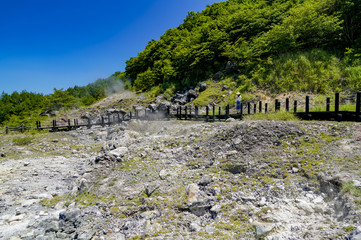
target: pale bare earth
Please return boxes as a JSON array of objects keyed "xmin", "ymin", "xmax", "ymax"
[{"xmin": 1, "ymin": 112, "xmax": 361, "ymax": 239}]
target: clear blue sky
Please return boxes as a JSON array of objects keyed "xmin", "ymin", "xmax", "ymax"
[{"xmin": 0, "ymin": 0, "xmax": 223, "ymax": 94}]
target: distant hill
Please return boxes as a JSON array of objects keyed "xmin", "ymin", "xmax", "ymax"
[{"xmin": 122, "ymin": 0, "xmax": 361, "ymax": 93}]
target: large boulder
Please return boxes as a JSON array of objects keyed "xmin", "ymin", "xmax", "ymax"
[
  {"xmin": 147, "ymin": 104, "xmax": 157, "ymax": 112},
  {"xmin": 199, "ymin": 82, "xmax": 207, "ymax": 92},
  {"xmin": 157, "ymin": 101, "xmax": 171, "ymax": 113},
  {"xmin": 187, "ymin": 90, "xmax": 198, "ymax": 102},
  {"xmin": 107, "ymin": 108, "xmax": 120, "ymax": 114}
]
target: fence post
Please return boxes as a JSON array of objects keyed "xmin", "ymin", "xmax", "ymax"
[
  {"xmin": 5, "ymin": 126, "xmax": 8, "ymax": 134},
  {"xmin": 265, "ymin": 103, "xmax": 268, "ymax": 113},
  {"xmin": 167, "ymin": 106, "xmax": 170, "ymax": 120},
  {"xmin": 87, "ymin": 118, "xmax": 91, "ymax": 129},
  {"xmin": 212, "ymin": 105, "xmax": 216, "ymax": 122},
  {"xmin": 20, "ymin": 123, "xmax": 24, "ymax": 133},
  {"xmin": 185, "ymin": 106, "xmax": 188, "ymax": 120},
  {"xmin": 68, "ymin": 119, "xmax": 72, "ymax": 130},
  {"xmin": 219, "ymin": 106, "xmax": 221, "ymax": 121},
  {"xmin": 335, "ymin": 93, "xmax": 340, "ymax": 113},
  {"xmin": 226, "ymin": 105, "xmax": 230, "ymax": 119},
  {"xmin": 248, "ymin": 102, "xmax": 251, "ymax": 115},
  {"xmin": 357, "ymin": 92, "xmax": 361, "ymax": 122},
  {"xmin": 206, "ymin": 106, "xmax": 209, "ymax": 122},
  {"xmin": 326, "ymin": 97, "xmax": 331, "ymax": 112},
  {"xmin": 101, "ymin": 117, "xmax": 105, "ymax": 127},
  {"xmin": 294, "ymin": 101, "xmax": 297, "ymax": 113},
  {"xmin": 305, "ymin": 96, "xmax": 310, "ymax": 113},
  {"xmin": 259, "ymin": 101, "xmax": 262, "ymax": 113},
  {"xmin": 254, "ymin": 103, "xmax": 257, "ymax": 114},
  {"xmin": 286, "ymin": 98, "xmax": 289, "ymax": 112},
  {"xmin": 52, "ymin": 120, "xmax": 57, "ymax": 132},
  {"xmin": 179, "ymin": 106, "xmax": 182, "ymax": 120},
  {"xmin": 195, "ymin": 106, "xmax": 199, "ymax": 120},
  {"xmin": 240, "ymin": 103, "xmax": 243, "ymax": 117},
  {"xmin": 275, "ymin": 99, "xmax": 279, "ymax": 111}
]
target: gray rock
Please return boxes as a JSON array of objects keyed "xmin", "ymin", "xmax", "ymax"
[
  {"xmin": 159, "ymin": 169, "xmax": 170, "ymax": 180},
  {"xmin": 147, "ymin": 104, "xmax": 157, "ymax": 112},
  {"xmin": 353, "ymin": 180, "xmax": 361, "ymax": 188},
  {"xmin": 189, "ymin": 222, "xmax": 202, "ymax": 232},
  {"xmin": 198, "ymin": 175, "xmax": 212, "ymax": 186},
  {"xmin": 199, "ymin": 82, "xmax": 207, "ymax": 92},
  {"xmin": 59, "ymin": 209, "xmax": 81, "ymax": 222},
  {"xmin": 78, "ymin": 178, "xmax": 88, "ymax": 193},
  {"xmin": 157, "ymin": 101, "xmax": 171, "ymax": 113},
  {"xmin": 140, "ymin": 210, "xmax": 160, "ymax": 220},
  {"xmin": 348, "ymin": 226, "xmax": 361, "ymax": 240},
  {"xmin": 296, "ymin": 199, "xmax": 313, "ymax": 215},
  {"xmin": 78, "ymin": 230, "xmax": 96, "ymax": 240},
  {"xmin": 107, "ymin": 108, "xmax": 119, "ymax": 114},
  {"xmin": 39, "ymin": 218, "xmax": 59, "ymax": 233},
  {"xmin": 109, "ymin": 147, "xmax": 129, "ymax": 159},
  {"xmin": 145, "ymin": 183, "xmax": 160, "ymax": 197},
  {"xmin": 254, "ymin": 222, "xmax": 274, "ymax": 238},
  {"xmin": 226, "ymin": 118, "xmax": 236, "ymax": 122},
  {"xmin": 186, "ymin": 184, "xmax": 200, "ymax": 204},
  {"xmin": 187, "ymin": 90, "xmax": 198, "ymax": 101}
]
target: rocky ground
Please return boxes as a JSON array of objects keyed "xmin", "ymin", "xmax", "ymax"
[{"xmin": 1, "ymin": 118, "xmax": 361, "ymax": 239}]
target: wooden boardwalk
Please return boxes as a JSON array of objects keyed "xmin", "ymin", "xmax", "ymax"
[{"xmin": 4, "ymin": 92, "xmax": 361, "ymax": 134}]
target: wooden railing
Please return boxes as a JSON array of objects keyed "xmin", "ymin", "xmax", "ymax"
[{"xmin": 3, "ymin": 92, "xmax": 361, "ymax": 134}]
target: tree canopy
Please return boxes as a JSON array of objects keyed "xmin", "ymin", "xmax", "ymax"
[{"xmin": 124, "ymin": 0, "xmax": 361, "ymax": 92}]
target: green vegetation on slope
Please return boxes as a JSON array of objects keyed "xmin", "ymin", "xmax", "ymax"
[{"xmin": 123, "ymin": 0, "xmax": 361, "ymax": 93}]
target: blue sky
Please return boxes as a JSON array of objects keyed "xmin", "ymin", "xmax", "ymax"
[{"xmin": 0, "ymin": 0, "xmax": 222, "ymax": 94}]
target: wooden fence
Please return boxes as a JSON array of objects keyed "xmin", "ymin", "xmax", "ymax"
[{"xmin": 3, "ymin": 92, "xmax": 361, "ymax": 134}]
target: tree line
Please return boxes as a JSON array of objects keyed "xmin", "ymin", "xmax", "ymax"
[{"xmin": 0, "ymin": 75, "xmax": 124, "ymax": 125}]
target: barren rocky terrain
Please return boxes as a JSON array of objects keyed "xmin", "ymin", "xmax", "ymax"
[{"xmin": 1, "ymin": 118, "xmax": 361, "ymax": 239}]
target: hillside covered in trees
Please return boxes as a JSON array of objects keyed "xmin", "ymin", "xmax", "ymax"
[
  {"xmin": 1, "ymin": 0, "xmax": 361, "ymax": 125},
  {"xmin": 123, "ymin": 0, "xmax": 361, "ymax": 93},
  {"xmin": 0, "ymin": 76, "xmax": 123, "ymax": 125}
]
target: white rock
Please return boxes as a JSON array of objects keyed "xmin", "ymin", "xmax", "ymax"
[
  {"xmin": 189, "ymin": 222, "xmax": 202, "ymax": 232},
  {"xmin": 296, "ymin": 200, "xmax": 314, "ymax": 215},
  {"xmin": 186, "ymin": 184, "xmax": 200, "ymax": 204},
  {"xmin": 254, "ymin": 222, "xmax": 274, "ymax": 238},
  {"xmin": 109, "ymin": 147, "xmax": 129, "ymax": 158},
  {"xmin": 312, "ymin": 196, "xmax": 324, "ymax": 204}
]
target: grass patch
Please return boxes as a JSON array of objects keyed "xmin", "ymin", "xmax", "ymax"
[
  {"xmin": 12, "ymin": 136, "xmax": 34, "ymax": 146},
  {"xmin": 40, "ymin": 194, "xmax": 70, "ymax": 207},
  {"xmin": 243, "ymin": 111, "xmax": 300, "ymax": 121},
  {"xmin": 343, "ymin": 181, "xmax": 361, "ymax": 198}
]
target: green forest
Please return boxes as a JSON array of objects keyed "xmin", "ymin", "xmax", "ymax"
[
  {"xmin": 0, "ymin": 76, "xmax": 123, "ymax": 125},
  {"xmin": 1, "ymin": 0, "xmax": 361, "ymax": 125},
  {"xmin": 124, "ymin": 0, "xmax": 361, "ymax": 93}
]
